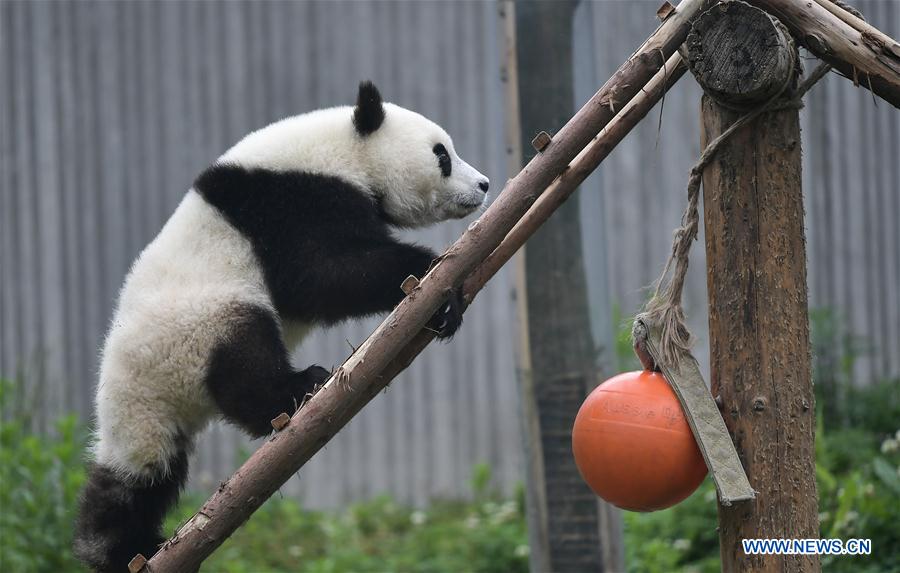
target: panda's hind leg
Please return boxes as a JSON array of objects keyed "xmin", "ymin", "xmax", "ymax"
[
  {"xmin": 74, "ymin": 445, "xmax": 189, "ymax": 572},
  {"xmin": 205, "ymin": 304, "xmax": 330, "ymax": 437}
]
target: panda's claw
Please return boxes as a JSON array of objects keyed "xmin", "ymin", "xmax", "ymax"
[
  {"xmin": 298, "ymin": 365, "xmax": 331, "ymax": 394},
  {"xmin": 427, "ymin": 287, "xmax": 464, "ymax": 340}
]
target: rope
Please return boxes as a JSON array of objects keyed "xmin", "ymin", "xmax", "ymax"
[{"xmin": 636, "ymin": 43, "xmax": 833, "ymax": 369}]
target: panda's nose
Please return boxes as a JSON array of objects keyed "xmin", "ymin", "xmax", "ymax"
[{"xmin": 478, "ymin": 179, "xmax": 490, "ymax": 193}]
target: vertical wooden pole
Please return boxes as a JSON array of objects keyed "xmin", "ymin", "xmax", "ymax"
[
  {"xmin": 499, "ymin": 2, "xmax": 551, "ymax": 572},
  {"xmin": 702, "ymin": 95, "xmax": 820, "ymax": 570},
  {"xmin": 691, "ymin": 3, "xmax": 820, "ymax": 571}
]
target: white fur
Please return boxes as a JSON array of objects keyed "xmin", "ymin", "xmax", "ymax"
[
  {"xmin": 94, "ymin": 192, "xmax": 273, "ymax": 479},
  {"xmin": 93, "ymin": 99, "xmax": 488, "ymax": 479},
  {"xmin": 220, "ymin": 103, "xmax": 489, "ymax": 227}
]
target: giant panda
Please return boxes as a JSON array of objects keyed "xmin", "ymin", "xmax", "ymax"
[{"xmin": 73, "ymin": 81, "xmax": 489, "ymax": 572}]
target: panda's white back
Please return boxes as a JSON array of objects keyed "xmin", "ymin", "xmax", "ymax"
[
  {"xmin": 219, "ymin": 106, "xmax": 370, "ymax": 190},
  {"xmin": 94, "ymin": 191, "xmax": 272, "ymax": 477}
]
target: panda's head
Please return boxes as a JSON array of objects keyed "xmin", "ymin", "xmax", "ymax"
[
  {"xmin": 351, "ymin": 81, "xmax": 490, "ymax": 227},
  {"xmin": 217, "ymin": 82, "xmax": 490, "ymax": 228}
]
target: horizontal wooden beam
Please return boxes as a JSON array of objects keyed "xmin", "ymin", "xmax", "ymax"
[{"xmin": 748, "ymin": 0, "xmax": 900, "ymax": 107}]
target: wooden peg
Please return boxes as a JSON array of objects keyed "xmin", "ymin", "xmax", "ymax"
[
  {"xmin": 271, "ymin": 412, "xmax": 291, "ymax": 431},
  {"xmin": 401, "ymin": 275, "xmax": 420, "ymax": 294},
  {"xmin": 128, "ymin": 554, "xmax": 148, "ymax": 573},
  {"xmin": 531, "ymin": 131, "xmax": 551, "ymax": 152},
  {"xmin": 656, "ymin": 1, "xmax": 675, "ymax": 21}
]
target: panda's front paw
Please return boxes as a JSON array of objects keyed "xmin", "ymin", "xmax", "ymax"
[
  {"xmin": 427, "ymin": 287, "xmax": 464, "ymax": 340},
  {"xmin": 299, "ymin": 365, "xmax": 331, "ymax": 394}
]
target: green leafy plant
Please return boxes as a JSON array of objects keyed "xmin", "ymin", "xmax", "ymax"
[
  {"xmin": 612, "ymin": 303, "xmax": 642, "ymax": 373},
  {"xmin": 816, "ymin": 427, "xmax": 900, "ymax": 573},
  {"xmin": 166, "ymin": 465, "xmax": 529, "ymax": 573},
  {"xmin": 0, "ymin": 379, "xmax": 88, "ymax": 572},
  {"xmin": 623, "ymin": 479, "xmax": 721, "ymax": 573},
  {"xmin": 1, "ymin": 377, "xmax": 528, "ymax": 573},
  {"xmin": 809, "ymin": 307, "xmax": 877, "ymax": 430}
]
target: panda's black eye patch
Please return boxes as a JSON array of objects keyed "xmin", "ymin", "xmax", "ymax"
[{"xmin": 433, "ymin": 144, "xmax": 451, "ymax": 178}]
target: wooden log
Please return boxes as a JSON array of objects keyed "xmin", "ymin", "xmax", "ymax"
[
  {"xmin": 142, "ymin": 1, "xmax": 708, "ymax": 569},
  {"xmin": 695, "ymin": 5, "xmax": 820, "ymax": 571},
  {"xmin": 686, "ymin": 1, "xmax": 797, "ymax": 106},
  {"xmin": 747, "ymin": 0, "xmax": 900, "ymax": 108},
  {"xmin": 702, "ymin": 95, "xmax": 820, "ymax": 572}
]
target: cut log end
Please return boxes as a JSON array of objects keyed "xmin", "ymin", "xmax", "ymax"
[{"xmin": 686, "ymin": 0, "xmax": 797, "ymax": 106}]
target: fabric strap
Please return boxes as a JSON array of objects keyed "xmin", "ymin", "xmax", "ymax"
[{"xmin": 633, "ymin": 317, "xmax": 756, "ymax": 505}]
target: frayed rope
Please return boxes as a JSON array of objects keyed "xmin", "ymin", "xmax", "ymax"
[{"xmin": 635, "ymin": 40, "xmax": 832, "ymax": 369}]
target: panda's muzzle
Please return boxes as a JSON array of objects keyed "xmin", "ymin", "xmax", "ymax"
[{"xmin": 456, "ymin": 178, "xmax": 489, "ymax": 210}]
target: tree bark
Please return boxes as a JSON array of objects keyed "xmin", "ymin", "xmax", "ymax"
[
  {"xmin": 514, "ymin": 1, "xmax": 612, "ymax": 571},
  {"xmin": 142, "ymin": 0, "xmax": 707, "ymax": 568},
  {"xmin": 695, "ymin": 4, "xmax": 820, "ymax": 571}
]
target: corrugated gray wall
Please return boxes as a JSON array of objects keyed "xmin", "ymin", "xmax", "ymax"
[
  {"xmin": 1, "ymin": 0, "xmax": 518, "ymax": 507},
  {"xmin": 2, "ymin": 0, "xmax": 898, "ymax": 508}
]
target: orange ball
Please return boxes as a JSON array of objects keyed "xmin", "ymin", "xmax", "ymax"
[{"xmin": 572, "ymin": 370, "xmax": 708, "ymax": 511}]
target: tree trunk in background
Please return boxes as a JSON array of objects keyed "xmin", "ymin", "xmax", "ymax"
[{"xmin": 514, "ymin": 1, "xmax": 616, "ymax": 571}]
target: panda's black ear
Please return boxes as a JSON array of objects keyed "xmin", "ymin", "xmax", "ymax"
[{"xmin": 353, "ymin": 80, "xmax": 385, "ymax": 136}]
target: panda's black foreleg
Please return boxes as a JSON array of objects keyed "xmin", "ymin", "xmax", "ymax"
[
  {"xmin": 285, "ymin": 240, "xmax": 464, "ymax": 339},
  {"xmin": 285, "ymin": 240, "xmax": 438, "ymax": 320},
  {"xmin": 424, "ymin": 284, "xmax": 465, "ymax": 340},
  {"xmin": 205, "ymin": 305, "xmax": 331, "ymax": 437}
]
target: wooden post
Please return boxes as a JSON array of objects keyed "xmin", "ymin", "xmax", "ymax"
[{"xmin": 689, "ymin": 2, "xmax": 820, "ymax": 572}]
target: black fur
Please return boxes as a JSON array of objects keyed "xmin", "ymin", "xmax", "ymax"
[
  {"xmin": 195, "ymin": 163, "xmax": 462, "ymax": 436},
  {"xmin": 194, "ymin": 164, "xmax": 461, "ymax": 333},
  {"xmin": 427, "ymin": 285, "xmax": 465, "ymax": 339},
  {"xmin": 73, "ymin": 450, "xmax": 189, "ymax": 573},
  {"xmin": 352, "ymin": 81, "xmax": 385, "ymax": 136},
  {"xmin": 433, "ymin": 144, "xmax": 452, "ymax": 177},
  {"xmin": 205, "ymin": 304, "xmax": 331, "ymax": 436}
]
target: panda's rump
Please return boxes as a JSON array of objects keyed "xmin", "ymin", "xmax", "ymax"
[
  {"xmin": 92, "ymin": 191, "xmax": 275, "ymax": 477},
  {"xmin": 94, "ymin": 295, "xmax": 261, "ymax": 477}
]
